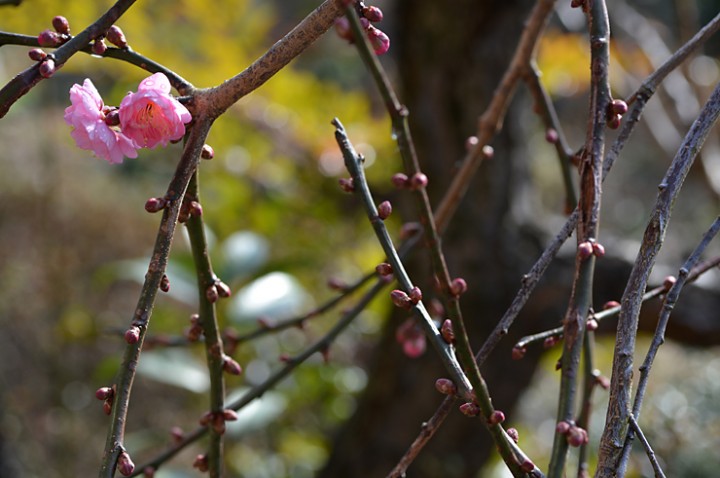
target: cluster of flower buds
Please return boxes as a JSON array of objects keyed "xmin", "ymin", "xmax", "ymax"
[
  {"xmin": 578, "ymin": 238, "xmax": 605, "ymax": 260},
  {"xmin": 178, "ymin": 196, "xmax": 203, "ymax": 223},
  {"xmin": 95, "ymin": 386, "xmax": 114, "ymax": 415},
  {"xmin": 205, "ymin": 277, "xmax": 232, "ymax": 304},
  {"xmin": 556, "ymin": 420, "xmax": 590, "ymax": 447},
  {"xmin": 335, "ymin": 2, "xmax": 390, "ymax": 55},
  {"xmin": 185, "ymin": 314, "xmax": 203, "ymax": 342},
  {"xmin": 199, "ymin": 408, "xmax": 239, "ymax": 435},
  {"xmin": 391, "ymin": 172, "xmax": 429, "ymax": 191},
  {"xmin": 606, "ymin": 98, "xmax": 628, "ymax": 130}
]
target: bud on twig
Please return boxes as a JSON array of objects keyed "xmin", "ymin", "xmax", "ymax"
[
  {"xmin": 28, "ymin": 48, "xmax": 47, "ymax": 61},
  {"xmin": 507, "ymin": 428, "xmax": 519, "ymax": 443},
  {"xmin": 160, "ymin": 274, "xmax": 170, "ymax": 293},
  {"xmin": 222, "ymin": 355, "xmax": 243, "ymax": 375},
  {"xmin": 390, "ymin": 289, "xmax": 413, "ymax": 310},
  {"xmin": 408, "ymin": 286, "xmax": 422, "ymax": 304},
  {"xmin": 449, "ymin": 277, "xmax": 467, "ymax": 297},
  {"xmin": 106, "ymin": 25, "xmax": 128, "ymax": 48},
  {"xmin": 38, "ymin": 29, "xmax": 61, "ymax": 47},
  {"xmin": 375, "ymin": 262, "xmax": 393, "ymax": 277},
  {"xmin": 459, "ymin": 402, "xmax": 480, "ymax": 417},
  {"xmin": 441, "ymin": 319, "xmax": 455, "ymax": 344},
  {"xmin": 193, "ymin": 454, "xmax": 209, "ymax": 472},
  {"xmin": 144, "ymin": 197, "xmax": 166, "ymax": 213},
  {"xmin": 117, "ymin": 451, "xmax": 135, "ymax": 476},
  {"xmin": 512, "ymin": 346, "xmax": 526, "ymax": 360},
  {"xmin": 434, "ymin": 378, "xmax": 457, "ymax": 396},
  {"xmin": 377, "ymin": 200, "xmax": 392, "ymax": 220},
  {"xmin": 39, "ymin": 59, "xmax": 55, "ymax": 78},
  {"xmin": 52, "ymin": 16, "xmax": 70, "ymax": 34},
  {"xmin": 125, "ymin": 326, "xmax": 141, "ymax": 344},
  {"xmin": 201, "ymin": 144, "xmax": 214, "ymax": 160},
  {"xmin": 488, "ymin": 410, "xmax": 505, "ymax": 425},
  {"xmin": 338, "ymin": 177, "xmax": 355, "ymax": 193}
]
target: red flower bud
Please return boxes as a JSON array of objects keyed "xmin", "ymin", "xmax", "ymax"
[
  {"xmin": 124, "ymin": 326, "xmax": 141, "ymax": 344},
  {"xmin": 391, "ymin": 172, "xmax": 409, "ymax": 189},
  {"xmin": 216, "ymin": 280, "xmax": 232, "ymax": 298},
  {"xmin": 567, "ymin": 426, "xmax": 589, "ymax": 447},
  {"xmin": 543, "ymin": 336, "xmax": 559, "ymax": 348},
  {"xmin": 106, "ymin": 25, "xmax": 127, "ymax": 48},
  {"xmin": 507, "ymin": 427, "xmax": 519, "ymax": 443},
  {"xmin": 556, "ymin": 420, "xmax": 571, "ymax": 434},
  {"xmin": 117, "ymin": 451, "xmax": 135, "ymax": 476},
  {"xmin": 512, "ymin": 346, "xmax": 526, "ymax": 360},
  {"xmin": 104, "ymin": 108, "xmax": 120, "ymax": 126},
  {"xmin": 103, "ymin": 399, "xmax": 113, "ymax": 415},
  {"xmin": 193, "ymin": 454, "xmax": 209, "ymax": 472},
  {"xmin": 92, "ymin": 39, "xmax": 107, "ymax": 55},
  {"xmin": 459, "ymin": 402, "xmax": 480, "ymax": 417},
  {"xmin": 435, "ymin": 378, "xmax": 457, "ymax": 396},
  {"xmin": 366, "ymin": 26, "xmax": 390, "ymax": 55},
  {"xmin": 52, "ymin": 16, "xmax": 70, "ymax": 34},
  {"xmin": 449, "ymin": 277, "xmax": 467, "ymax": 297},
  {"xmin": 586, "ymin": 318, "xmax": 599, "ymax": 331},
  {"xmin": 663, "ymin": 275, "xmax": 676, "ymax": 290},
  {"xmin": 375, "ymin": 263, "xmax": 393, "ymax": 276},
  {"xmin": 28, "ymin": 48, "xmax": 47, "ymax": 61},
  {"xmin": 206, "ymin": 284, "xmax": 219, "ymax": 303},
  {"xmin": 409, "ymin": 172, "xmax": 428, "ymax": 190},
  {"xmin": 578, "ymin": 241, "xmax": 593, "ymax": 260},
  {"xmin": 390, "ymin": 289, "xmax": 413, "ymax": 310},
  {"xmin": 95, "ymin": 387, "xmax": 113, "ymax": 401},
  {"xmin": 377, "ymin": 200, "xmax": 392, "ymax": 220},
  {"xmin": 520, "ymin": 458, "xmax": 536, "ymax": 473},
  {"xmin": 489, "ymin": 410, "xmax": 505, "ymax": 425},
  {"xmin": 408, "ymin": 286, "xmax": 422, "ymax": 304},
  {"xmin": 144, "ymin": 197, "xmax": 166, "ymax": 213},
  {"xmin": 610, "ymin": 99, "xmax": 628, "ymax": 115},
  {"xmin": 338, "ymin": 177, "xmax": 355, "ymax": 193},
  {"xmin": 170, "ymin": 426, "xmax": 184, "ymax": 443},
  {"xmin": 592, "ymin": 242, "xmax": 606, "ymax": 257},
  {"xmin": 362, "ymin": 5, "xmax": 384, "ymax": 22},
  {"xmin": 38, "ymin": 29, "xmax": 61, "ymax": 47},
  {"xmin": 222, "ymin": 355, "xmax": 243, "ymax": 375},
  {"xmin": 607, "ymin": 114, "xmax": 622, "ymax": 130},
  {"xmin": 441, "ymin": 319, "xmax": 455, "ymax": 344},
  {"xmin": 603, "ymin": 300, "xmax": 620, "ymax": 310},
  {"xmin": 223, "ymin": 409, "xmax": 239, "ymax": 421},
  {"xmin": 159, "ymin": 274, "xmax": 170, "ymax": 293},
  {"xmin": 201, "ymin": 144, "xmax": 214, "ymax": 160},
  {"xmin": 39, "ymin": 59, "xmax": 55, "ymax": 78},
  {"xmin": 545, "ymin": 128, "xmax": 559, "ymax": 144}
]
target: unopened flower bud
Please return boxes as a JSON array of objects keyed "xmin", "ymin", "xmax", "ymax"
[
  {"xmin": 38, "ymin": 29, "xmax": 61, "ymax": 47},
  {"xmin": 223, "ymin": 409, "xmax": 239, "ymax": 421},
  {"xmin": 106, "ymin": 25, "xmax": 127, "ymax": 48},
  {"xmin": 449, "ymin": 277, "xmax": 467, "ymax": 297},
  {"xmin": 39, "ymin": 59, "xmax": 55, "ymax": 78},
  {"xmin": 603, "ymin": 300, "xmax": 620, "ymax": 310},
  {"xmin": 607, "ymin": 114, "xmax": 622, "ymax": 130},
  {"xmin": 390, "ymin": 289, "xmax": 413, "ymax": 310},
  {"xmin": 338, "ymin": 177, "xmax": 354, "ymax": 193},
  {"xmin": 144, "ymin": 197, "xmax": 166, "ymax": 213},
  {"xmin": 362, "ymin": 5, "xmax": 384, "ymax": 22},
  {"xmin": 160, "ymin": 274, "xmax": 170, "ymax": 293},
  {"xmin": 215, "ymin": 280, "xmax": 232, "ymax": 298},
  {"xmin": 206, "ymin": 284, "xmax": 219, "ymax": 303},
  {"xmin": 103, "ymin": 398, "xmax": 113, "ymax": 415},
  {"xmin": 520, "ymin": 458, "xmax": 536, "ymax": 473},
  {"xmin": 543, "ymin": 335, "xmax": 559, "ymax": 348},
  {"xmin": 366, "ymin": 26, "xmax": 390, "ymax": 55},
  {"xmin": 578, "ymin": 241, "xmax": 593, "ymax": 260},
  {"xmin": 465, "ymin": 136, "xmax": 479, "ymax": 151},
  {"xmin": 377, "ymin": 200, "xmax": 392, "ymax": 220},
  {"xmin": 610, "ymin": 99, "xmax": 628, "ymax": 115},
  {"xmin": 545, "ymin": 128, "xmax": 559, "ymax": 144},
  {"xmin": 375, "ymin": 262, "xmax": 393, "ymax": 277},
  {"xmin": 104, "ymin": 108, "xmax": 120, "ymax": 126},
  {"xmin": 117, "ymin": 451, "xmax": 135, "ymax": 476},
  {"xmin": 507, "ymin": 428, "xmax": 519, "ymax": 443},
  {"xmin": 408, "ymin": 286, "xmax": 422, "ymax": 304},
  {"xmin": 441, "ymin": 319, "xmax": 455, "ymax": 344},
  {"xmin": 201, "ymin": 144, "xmax": 214, "ymax": 160},
  {"xmin": 409, "ymin": 172, "xmax": 428, "ymax": 190},
  {"xmin": 459, "ymin": 402, "xmax": 480, "ymax": 417},
  {"xmin": 193, "ymin": 454, "xmax": 209, "ymax": 472},
  {"xmin": 212, "ymin": 413, "xmax": 227, "ymax": 434},
  {"xmin": 482, "ymin": 145, "xmax": 495, "ymax": 159},
  {"xmin": 222, "ymin": 355, "xmax": 243, "ymax": 375},
  {"xmin": 567, "ymin": 426, "xmax": 589, "ymax": 447},
  {"xmin": 189, "ymin": 200, "xmax": 203, "ymax": 217},
  {"xmin": 95, "ymin": 387, "xmax": 113, "ymax": 401},
  {"xmin": 52, "ymin": 16, "xmax": 70, "ymax": 34},
  {"xmin": 334, "ymin": 17, "xmax": 353, "ymax": 42},
  {"xmin": 92, "ymin": 39, "xmax": 107, "ymax": 56},
  {"xmin": 512, "ymin": 346, "xmax": 526, "ymax": 360},
  {"xmin": 170, "ymin": 426, "xmax": 184, "ymax": 443},
  {"xmin": 199, "ymin": 411, "xmax": 213, "ymax": 426},
  {"xmin": 556, "ymin": 420, "xmax": 571, "ymax": 434},
  {"xmin": 489, "ymin": 410, "xmax": 505, "ymax": 425},
  {"xmin": 663, "ymin": 275, "xmax": 676, "ymax": 290},
  {"xmin": 435, "ymin": 378, "xmax": 457, "ymax": 396},
  {"xmin": 586, "ymin": 318, "xmax": 599, "ymax": 331},
  {"xmin": 592, "ymin": 242, "xmax": 605, "ymax": 257},
  {"xmin": 125, "ymin": 326, "xmax": 141, "ymax": 344},
  {"xmin": 391, "ymin": 172, "xmax": 409, "ymax": 189},
  {"xmin": 28, "ymin": 48, "xmax": 47, "ymax": 61}
]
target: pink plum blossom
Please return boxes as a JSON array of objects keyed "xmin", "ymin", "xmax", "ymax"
[
  {"xmin": 64, "ymin": 79, "xmax": 138, "ymax": 164},
  {"xmin": 119, "ymin": 73, "xmax": 191, "ymax": 149}
]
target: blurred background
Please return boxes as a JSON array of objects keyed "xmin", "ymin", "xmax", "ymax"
[{"xmin": 1, "ymin": 0, "xmax": 719, "ymax": 477}]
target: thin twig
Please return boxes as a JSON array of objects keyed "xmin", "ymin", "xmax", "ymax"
[
  {"xmin": 616, "ymin": 217, "xmax": 720, "ymax": 476},
  {"xmin": 547, "ymin": 0, "xmax": 610, "ymax": 475},
  {"xmin": 185, "ymin": 171, "xmax": 227, "ymax": 478},
  {"xmin": 595, "ymin": 80, "xmax": 720, "ymax": 478},
  {"xmin": 627, "ymin": 416, "xmax": 667, "ymax": 478},
  {"xmin": 98, "ymin": 119, "xmax": 212, "ymax": 478}
]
